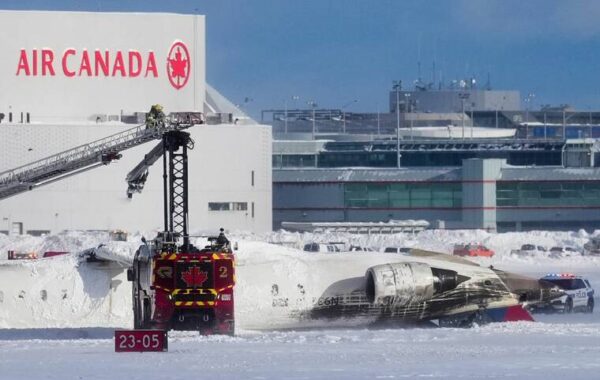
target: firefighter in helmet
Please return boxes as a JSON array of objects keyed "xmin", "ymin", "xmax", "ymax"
[
  {"xmin": 216, "ymin": 228, "xmax": 230, "ymax": 250},
  {"xmin": 146, "ymin": 104, "xmax": 166, "ymax": 129}
]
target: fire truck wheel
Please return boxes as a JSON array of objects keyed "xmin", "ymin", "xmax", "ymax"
[
  {"xmin": 141, "ymin": 298, "xmax": 152, "ymax": 328},
  {"xmin": 133, "ymin": 299, "xmax": 143, "ymax": 329}
]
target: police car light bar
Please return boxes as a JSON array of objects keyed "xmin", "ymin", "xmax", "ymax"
[{"xmin": 545, "ymin": 273, "xmax": 576, "ymax": 278}]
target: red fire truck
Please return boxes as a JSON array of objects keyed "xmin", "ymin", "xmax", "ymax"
[{"xmin": 125, "ymin": 130, "xmax": 235, "ymax": 336}]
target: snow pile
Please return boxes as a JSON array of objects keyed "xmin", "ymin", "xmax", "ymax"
[
  {"xmin": 1, "ymin": 229, "xmax": 600, "ymax": 379},
  {"xmin": 261, "ymin": 228, "xmax": 596, "ymax": 254},
  {"xmin": 0, "ymin": 253, "xmax": 131, "ymax": 329},
  {"xmin": 0, "ymin": 228, "xmax": 599, "ymax": 330}
]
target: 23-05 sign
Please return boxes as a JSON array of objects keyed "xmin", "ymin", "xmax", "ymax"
[{"xmin": 115, "ymin": 330, "xmax": 168, "ymax": 352}]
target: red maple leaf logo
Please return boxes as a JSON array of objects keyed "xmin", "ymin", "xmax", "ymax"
[
  {"xmin": 166, "ymin": 41, "xmax": 191, "ymax": 90},
  {"xmin": 181, "ymin": 267, "xmax": 208, "ymax": 288},
  {"xmin": 169, "ymin": 49, "xmax": 187, "ymax": 78}
]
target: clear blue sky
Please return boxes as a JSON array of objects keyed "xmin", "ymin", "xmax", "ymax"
[{"xmin": 4, "ymin": 0, "xmax": 600, "ymax": 119}]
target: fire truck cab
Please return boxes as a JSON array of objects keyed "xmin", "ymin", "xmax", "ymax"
[{"xmin": 128, "ymin": 232, "xmax": 235, "ymax": 334}]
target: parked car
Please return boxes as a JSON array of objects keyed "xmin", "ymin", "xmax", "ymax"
[
  {"xmin": 329, "ymin": 242, "xmax": 347, "ymax": 252},
  {"xmin": 549, "ymin": 246, "xmax": 582, "ymax": 258},
  {"xmin": 453, "ymin": 244, "xmax": 494, "ymax": 257},
  {"xmin": 510, "ymin": 244, "xmax": 547, "ymax": 256},
  {"xmin": 529, "ymin": 273, "xmax": 594, "ymax": 313},
  {"xmin": 348, "ymin": 245, "xmax": 375, "ymax": 252},
  {"xmin": 383, "ymin": 247, "xmax": 412, "ymax": 254},
  {"xmin": 303, "ymin": 243, "xmax": 341, "ymax": 253}
]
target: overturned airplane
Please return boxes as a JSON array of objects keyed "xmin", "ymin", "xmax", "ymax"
[
  {"xmin": 0, "ymin": 242, "xmax": 562, "ymax": 330},
  {"xmin": 233, "ymin": 246, "xmax": 562, "ymax": 329}
]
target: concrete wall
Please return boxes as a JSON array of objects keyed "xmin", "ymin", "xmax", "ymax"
[
  {"xmin": 0, "ymin": 11, "xmax": 205, "ymax": 122},
  {"xmin": 0, "ymin": 123, "xmax": 272, "ymax": 234}
]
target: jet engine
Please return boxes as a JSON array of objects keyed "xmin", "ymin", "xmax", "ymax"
[{"xmin": 365, "ymin": 262, "xmax": 459, "ymax": 306}]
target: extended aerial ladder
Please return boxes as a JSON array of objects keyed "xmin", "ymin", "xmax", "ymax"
[
  {"xmin": 0, "ymin": 112, "xmax": 203, "ymax": 201},
  {"xmin": 126, "ymin": 129, "xmax": 236, "ymax": 334}
]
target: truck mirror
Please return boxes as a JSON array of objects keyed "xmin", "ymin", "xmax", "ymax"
[
  {"xmin": 234, "ymin": 242, "xmax": 239, "ymax": 251},
  {"xmin": 127, "ymin": 268, "xmax": 134, "ymax": 282}
]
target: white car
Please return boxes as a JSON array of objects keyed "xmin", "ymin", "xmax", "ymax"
[
  {"xmin": 510, "ymin": 244, "xmax": 547, "ymax": 257},
  {"xmin": 533, "ymin": 274, "xmax": 594, "ymax": 313},
  {"xmin": 383, "ymin": 247, "xmax": 412, "ymax": 255},
  {"xmin": 548, "ymin": 246, "xmax": 582, "ymax": 258},
  {"xmin": 303, "ymin": 243, "xmax": 341, "ymax": 253},
  {"xmin": 348, "ymin": 245, "xmax": 375, "ymax": 252}
]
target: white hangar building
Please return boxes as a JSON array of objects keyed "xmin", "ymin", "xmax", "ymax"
[{"xmin": 0, "ymin": 11, "xmax": 272, "ymax": 235}]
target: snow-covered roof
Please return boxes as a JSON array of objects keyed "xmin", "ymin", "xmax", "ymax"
[
  {"xmin": 275, "ymin": 165, "xmax": 600, "ymax": 183},
  {"xmin": 273, "ymin": 140, "xmax": 330, "ymax": 154},
  {"xmin": 274, "ymin": 167, "xmax": 462, "ymax": 182},
  {"xmin": 501, "ymin": 166, "xmax": 600, "ymax": 181}
]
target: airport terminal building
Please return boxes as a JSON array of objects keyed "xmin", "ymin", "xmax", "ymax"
[
  {"xmin": 274, "ymin": 158, "xmax": 600, "ymax": 232},
  {"xmin": 269, "ymin": 84, "xmax": 600, "ymax": 232},
  {"xmin": 0, "ymin": 11, "xmax": 272, "ymax": 235}
]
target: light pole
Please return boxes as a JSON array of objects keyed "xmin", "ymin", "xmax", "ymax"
[
  {"xmin": 393, "ymin": 81, "xmax": 402, "ymax": 168},
  {"xmin": 307, "ymin": 100, "xmax": 317, "ymax": 140},
  {"xmin": 404, "ymin": 93, "xmax": 412, "ymax": 139},
  {"xmin": 563, "ymin": 107, "xmax": 566, "ymax": 138},
  {"xmin": 341, "ymin": 99, "xmax": 358, "ymax": 134},
  {"xmin": 543, "ymin": 110, "xmax": 547, "ymax": 140},
  {"xmin": 376, "ymin": 103, "xmax": 380, "ymax": 135},
  {"xmin": 495, "ymin": 108, "xmax": 498, "ymax": 129},
  {"xmin": 459, "ymin": 93, "xmax": 470, "ymax": 140},
  {"xmin": 284, "ymin": 95, "xmax": 300, "ymax": 134},
  {"xmin": 525, "ymin": 93, "xmax": 535, "ymax": 139},
  {"xmin": 525, "ymin": 93, "xmax": 535, "ymax": 122},
  {"xmin": 589, "ymin": 107, "xmax": 593, "ymax": 138},
  {"xmin": 470, "ymin": 102, "xmax": 475, "ymax": 139},
  {"xmin": 284, "ymin": 99, "xmax": 288, "ymax": 134}
]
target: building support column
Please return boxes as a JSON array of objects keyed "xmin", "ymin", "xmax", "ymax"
[{"xmin": 461, "ymin": 158, "xmax": 505, "ymax": 231}]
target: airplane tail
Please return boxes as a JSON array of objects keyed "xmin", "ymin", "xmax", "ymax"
[{"xmin": 484, "ymin": 305, "xmax": 534, "ymax": 322}]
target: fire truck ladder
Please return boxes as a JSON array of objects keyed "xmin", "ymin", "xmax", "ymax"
[
  {"xmin": 126, "ymin": 130, "xmax": 194, "ymax": 249},
  {"xmin": 0, "ymin": 113, "xmax": 202, "ymax": 201}
]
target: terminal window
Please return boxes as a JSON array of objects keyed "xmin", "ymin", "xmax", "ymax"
[
  {"xmin": 497, "ymin": 181, "xmax": 600, "ymax": 207},
  {"xmin": 344, "ymin": 182, "xmax": 461, "ymax": 209},
  {"xmin": 208, "ymin": 202, "xmax": 248, "ymax": 211}
]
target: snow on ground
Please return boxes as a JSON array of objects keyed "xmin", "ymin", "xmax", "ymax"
[
  {"xmin": 3, "ymin": 322, "xmax": 600, "ymax": 380},
  {"xmin": 1, "ymin": 229, "xmax": 600, "ymax": 379}
]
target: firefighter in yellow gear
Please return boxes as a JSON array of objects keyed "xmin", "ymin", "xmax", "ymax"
[{"xmin": 146, "ymin": 104, "xmax": 166, "ymax": 129}]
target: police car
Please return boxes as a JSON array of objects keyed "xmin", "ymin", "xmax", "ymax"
[{"xmin": 535, "ymin": 273, "xmax": 594, "ymax": 313}]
